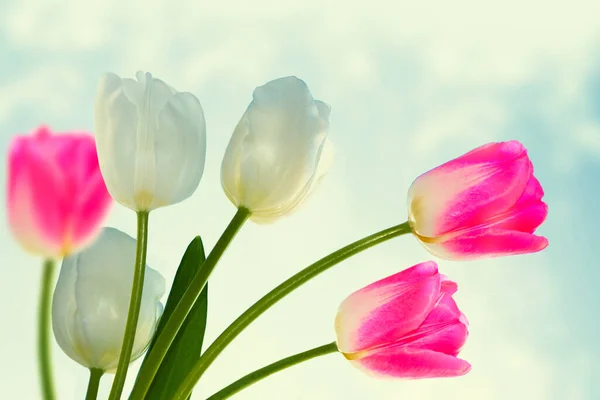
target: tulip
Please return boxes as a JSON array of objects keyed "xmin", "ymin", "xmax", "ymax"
[
  {"xmin": 94, "ymin": 71, "xmax": 206, "ymax": 212},
  {"xmin": 335, "ymin": 261, "xmax": 470, "ymax": 379},
  {"xmin": 407, "ymin": 140, "xmax": 548, "ymax": 260},
  {"xmin": 6, "ymin": 125, "xmax": 112, "ymax": 258},
  {"xmin": 221, "ymin": 76, "xmax": 334, "ymax": 223},
  {"xmin": 52, "ymin": 227, "xmax": 165, "ymax": 371}
]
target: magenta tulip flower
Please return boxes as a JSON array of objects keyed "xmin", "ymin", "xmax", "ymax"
[
  {"xmin": 7, "ymin": 126, "xmax": 113, "ymax": 258},
  {"xmin": 407, "ymin": 140, "xmax": 548, "ymax": 260},
  {"xmin": 335, "ymin": 261, "xmax": 470, "ymax": 379}
]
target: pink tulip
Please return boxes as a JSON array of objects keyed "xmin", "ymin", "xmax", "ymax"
[
  {"xmin": 407, "ymin": 140, "xmax": 548, "ymax": 260},
  {"xmin": 7, "ymin": 126, "xmax": 113, "ymax": 258},
  {"xmin": 335, "ymin": 261, "xmax": 470, "ymax": 379}
]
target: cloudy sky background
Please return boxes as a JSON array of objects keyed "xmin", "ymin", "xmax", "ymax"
[{"xmin": 1, "ymin": 0, "xmax": 599, "ymax": 399}]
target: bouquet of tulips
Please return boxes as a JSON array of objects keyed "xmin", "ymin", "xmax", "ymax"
[{"xmin": 6, "ymin": 72, "xmax": 548, "ymax": 400}]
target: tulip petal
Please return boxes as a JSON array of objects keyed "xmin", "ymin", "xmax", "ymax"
[
  {"xmin": 150, "ymin": 91, "xmax": 206, "ymax": 209},
  {"xmin": 239, "ymin": 78, "xmax": 325, "ymax": 213},
  {"xmin": 221, "ymin": 113, "xmax": 247, "ymax": 207},
  {"xmin": 428, "ymin": 292, "xmax": 462, "ymax": 325},
  {"xmin": 335, "ymin": 262, "xmax": 440, "ymax": 353},
  {"xmin": 388, "ymin": 261, "xmax": 439, "ymax": 283},
  {"xmin": 440, "ymin": 279, "xmax": 458, "ymax": 296},
  {"xmin": 71, "ymin": 169, "xmax": 113, "ymax": 247},
  {"xmin": 424, "ymin": 228, "xmax": 549, "ymax": 260},
  {"xmin": 7, "ymin": 137, "xmax": 55, "ymax": 255},
  {"xmin": 250, "ymin": 136, "xmax": 334, "ymax": 224},
  {"xmin": 51, "ymin": 252, "xmax": 90, "ymax": 367},
  {"xmin": 55, "ymin": 136, "xmax": 112, "ymax": 250},
  {"xmin": 352, "ymin": 346, "xmax": 471, "ymax": 379},
  {"xmin": 95, "ymin": 73, "xmax": 139, "ymax": 209},
  {"xmin": 513, "ymin": 171, "xmax": 544, "ymax": 207},
  {"xmin": 409, "ymin": 322, "xmax": 468, "ymax": 357},
  {"xmin": 491, "ymin": 202, "xmax": 548, "ymax": 234},
  {"xmin": 412, "ymin": 295, "xmax": 468, "ymax": 356},
  {"xmin": 408, "ymin": 141, "xmax": 532, "ymax": 238}
]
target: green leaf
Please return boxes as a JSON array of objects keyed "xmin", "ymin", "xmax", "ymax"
[{"xmin": 143, "ymin": 236, "xmax": 209, "ymax": 400}]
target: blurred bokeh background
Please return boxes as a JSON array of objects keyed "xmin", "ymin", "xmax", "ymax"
[{"xmin": 1, "ymin": 0, "xmax": 599, "ymax": 399}]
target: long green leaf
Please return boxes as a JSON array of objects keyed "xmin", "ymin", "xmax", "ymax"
[{"xmin": 141, "ymin": 236, "xmax": 209, "ymax": 400}]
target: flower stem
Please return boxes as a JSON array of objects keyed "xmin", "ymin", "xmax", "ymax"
[
  {"xmin": 172, "ymin": 221, "xmax": 412, "ymax": 399},
  {"xmin": 85, "ymin": 369, "xmax": 104, "ymax": 400},
  {"xmin": 38, "ymin": 259, "xmax": 56, "ymax": 400},
  {"xmin": 205, "ymin": 342, "xmax": 338, "ymax": 400},
  {"xmin": 108, "ymin": 210, "xmax": 150, "ymax": 400},
  {"xmin": 130, "ymin": 207, "xmax": 250, "ymax": 400}
]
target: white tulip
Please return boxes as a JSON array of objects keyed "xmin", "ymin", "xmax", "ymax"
[
  {"xmin": 52, "ymin": 227, "xmax": 165, "ymax": 371},
  {"xmin": 94, "ymin": 71, "xmax": 206, "ymax": 211},
  {"xmin": 221, "ymin": 76, "xmax": 334, "ymax": 223}
]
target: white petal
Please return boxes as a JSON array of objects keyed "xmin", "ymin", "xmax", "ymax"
[
  {"xmin": 149, "ymin": 92, "xmax": 206, "ymax": 209},
  {"xmin": 94, "ymin": 73, "xmax": 138, "ymax": 209},
  {"xmin": 52, "ymin": 252, "xmax": 90, "ymax": 367}
]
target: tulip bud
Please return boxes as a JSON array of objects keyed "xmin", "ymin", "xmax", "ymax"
[
  {"xmin": 407, "ymin": 141, "xmax": 549, "ymax": 260},
  {"xmin": 52, "ymin": 227, "xmax": 165, "ymax": 371},
  {"xmin": 335, "ymin": 262, "xmax": 470, "ymax": 379},
  {"xmin": 94, "ymin": 71, "xmax": 206, "ymax": 211},
  {"xmin": 221, "ymin": 76, "xmax": 334, "ymax": 223},
  {"xmin": 6, "ymin": 126, "xmax": 112, "ymax": 258}
]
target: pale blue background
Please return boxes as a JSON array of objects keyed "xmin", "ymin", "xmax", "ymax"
[{"xmin": 0, "ymin": 0, "xmax": 599, "ymax": 399}]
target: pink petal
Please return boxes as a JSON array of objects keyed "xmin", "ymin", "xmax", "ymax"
[
  {"xmin": 7, "ymin": 136, "xmax": 28, "ymax": 204},
  {"xmin": 411, "ymin": 296, "xmax": 468, "ymax": 357},
  {"xmin": 408, "ymin": 141, "xmax": 532, "ymax": 238},
  {"xmin": 71, "ymin": 169, "xmax": 112, "ymax": 248},
  {"xmin": 371, "ymin": 295, "xmax": 467, "ymax": 357},
  {"xmin": 513, "ymin": 169, "xmax": 544, "ymax": 208},
  {"xmin": 57, "ymin": 136, "xmax": 112, "ymax": 248},
  {"xmin": 440, "ymin": 278, "xmax": 458, "ymax": 296},
  {"xmin": 490, "ymin": 202, "xmax": 548, "ymax": 234},
  {"xmin": 407, "ymin": 323, "xmax": 468, "ymax": 357},
  {"xmin": 8, "ymin": 175, "xmax": 61, "ymax": 256},
  {"xmin": 446, "ymin": 140, "xmax": 526, "ymax": 165},
  {"xmin": 424, "ymin": 294, "xmax": 463, "ymax": 327},
  {"xmin": 8, "ymin": 137, "xmax": 68, "ymax": 255},
  {"xmin": 425, "ymin": 228, "xmax": 549, "ymax": 260},
  {"xmin": 335, "ymin": 263, "xmax": 441, "ymax": 353},
  {"xmin": 352, "ymin": 345, "xmax": 471, "ymax": 379},
  {"xmin": 380, "ymin": 261, "xmax": 439, "ymax": 284}
]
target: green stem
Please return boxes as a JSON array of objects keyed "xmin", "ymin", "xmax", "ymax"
[
  {"xmin": 85, "ymin": 369, "xmax": 104, "ymax": 400},
  {"xmin": 205, "ymin": 342, "xmax": 338, "ymax": 400},
  {"xmin": 38, "ymin": 259, "xmax": 56, "ymax": 400},
  {"xmin": 173, "ymin": 221, "xmax": 412, "ymax": 400},
  {"xmin": 108, "ymin": 211, "xmax": 150, "ymax": 400},
  {"xmin": 130, "ymin": 207, "xmax": 250, "ymax": 400}
]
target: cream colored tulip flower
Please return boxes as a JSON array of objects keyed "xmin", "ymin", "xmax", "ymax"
[
  {"xmin": 221, "ymin": 76, "xmax": 334, "ymax": 223},
  {"xmin": 94, "ymin": 71, "xmax": 206, "ymax": 211},
  {"xmin": 52, "ymin": 227, "xmax": 165, "ymax": 371}
]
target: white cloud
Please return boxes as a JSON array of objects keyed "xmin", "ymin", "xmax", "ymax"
[{"xmin": 0, "ymin": 64, "xmax": 86, "ymax": 125}]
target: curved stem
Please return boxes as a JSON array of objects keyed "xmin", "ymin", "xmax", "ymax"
[
  {"xmin": 108, "ymin": 211, "xmax": 150, "ymax": 400},
  {"xmin": 205, "ymin": 342, "xmax": 338, "ymax": 400},
  {"xmin": 38, "ymin": 259, "xmax": 56, "ymax": 400},
  {"xmin": 173, "ymin": 221, "xmax": 412, "ymax": 400},
  {"xmin": 85, "ymin": 369, "xmax": 104, "ymax": 400},
  {"xmin": 130, "ymin": 207, "xmax": 250, "ymax": 400}
]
